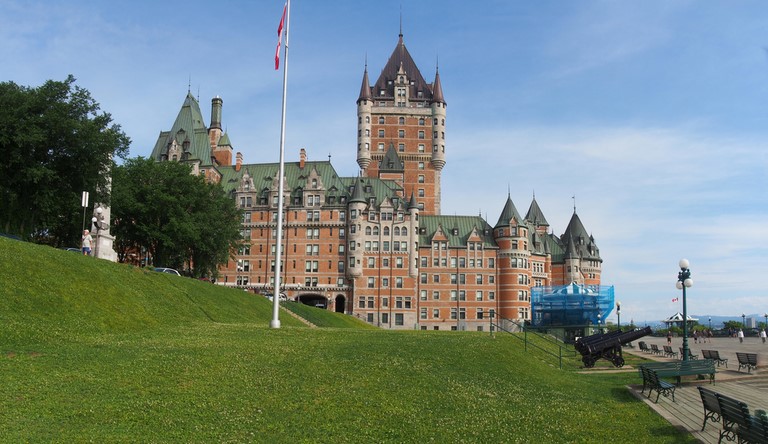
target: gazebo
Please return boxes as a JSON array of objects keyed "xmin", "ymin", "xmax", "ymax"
[{"xmin": 662, "ymin": 312, "xmax": 698, "ymax": 329}]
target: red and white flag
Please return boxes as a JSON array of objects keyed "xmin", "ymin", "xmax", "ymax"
[
  {"xmin": 275, "ymin": 2, "xmax": 287, "ymax": 70},
  {"xmin": 672, "ymin": 297, "xmax": 679, "ymax": 302}
]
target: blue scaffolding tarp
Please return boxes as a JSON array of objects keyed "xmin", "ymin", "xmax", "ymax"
[{"xmin": 531, "ymin": 283, "xmax": 615, "ymax": 327}]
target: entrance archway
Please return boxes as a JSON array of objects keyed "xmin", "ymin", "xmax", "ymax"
[{"xmin": 334, "ymin": 294, "xmax": 346, "ymax": 313}]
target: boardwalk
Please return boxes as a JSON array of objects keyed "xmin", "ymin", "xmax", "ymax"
[{"xmin": 624, "ymin": 335, "xmax": 767, "ymax": 443}]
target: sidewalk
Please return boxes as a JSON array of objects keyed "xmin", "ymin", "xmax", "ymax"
[{"xmin": 624, "ymin": 334, "xmax": 766, "ymax": 443}]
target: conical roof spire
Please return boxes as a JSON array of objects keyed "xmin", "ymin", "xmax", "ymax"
[
  {"xmin": 494, "ymin": 194, "xmax": 523, "ymax": 229},
  {"xmin": 357, "ymin": 62, "xmax": 372, "ymax": 104},
  {"xmin": 349, "ymin": 176, "xmax": 367, "ymax": 204},
  {"xmin": 525, "ymin": 196, "xmax": 549, "ymax": 227},
  {"xmin": 431, "ymin": 67, "xmax": 445, "ymax": 104}
]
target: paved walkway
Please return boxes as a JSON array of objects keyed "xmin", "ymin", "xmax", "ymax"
[{"xmin": 623, "ymin": 335, "xmax": 767, "ymax": 443}]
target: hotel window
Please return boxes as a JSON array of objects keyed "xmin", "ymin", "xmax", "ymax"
[
  {"xmin": 418, "ymin": 175, "xmax": 425, "ymax": 183},
  {"xmin": 378, "ymin": 143, "xmax": 384, "ymax": 151},
  {"xmin": 378, "ymin": 116, "xmax": 385, "ymax": 124},
  {"xmin": 489, "ymin": 291, "xmax": 495, "ymax": 300},
  {"xmin": 421, "ymin": 257, "xmax": 427, "ymax": 267},
  {"xmin": 476, "ymin": 274, "xmax": 483, "ymax": 284},
  {"xmin": 418, "ymin": 118, "xmax": 425, "ymax": 125},
  {"xmin": 450, "ymin": 308, "xmax": 457, "ymax": 320},
  {"xmin": 378, "ymin": 129, "xmax": 385, "ymax": 137},
  {"xmin": 420, "ymin": 308, "xmax": 427, "ymax": 319},
  {"xmin": 398, "ymin": 143, "xmax": 405, "ymax": 152},
  {"xmin": 450, "ymin": 290, "xmax": 457, "ymax": 301},
  {"xmin": 418, "ymin": 144, "xmax": 425, "ymax": 152},
  {"xmin": 359, "ymin": 299, "xmax": 365, "ymax": 309},
  {"xmin": 367, "ymin": 277, "xmax": 375, "ymax": 288},
  {"xmin": 398, "ymin": 130, "xmax": 405, "ymax": 138},
  {"xmin": 432, "ymin": 291, "xmax": 440, "ymax": 300},
  {"xmin": 382, "ymin": 313, "xmax": 389, "ymax": 324},
  {"xmin": 433, "ymin": 308, "xmax": 440, "ymax": 318},
  {"xmin": 420, "ymin": 290, "xmax": 427, "ymax": 300},
  {"xmin": 382, "ymin": 278, "xmax": 389, "ymax": 287},
  {"xmin": 396, "ymin": 277, "xmax": 403, "ymax": 288},
  {"xmin": 367, "ymin": 257, "xmax": 375, "ymax": 268},
  {"xmin": 399, "ymin": 117, "xmax": 405, "ymax": 124},
  {"xmin": 395, "ymin": 314, "xmax": 404, "ymax": 326},
  {"xmin": 476, "ymin": 291, "xmax": 483, "ymax": 301},
  {"xmin": 418, "ymin": 130, "xmax": 425, "ymax": 139}
]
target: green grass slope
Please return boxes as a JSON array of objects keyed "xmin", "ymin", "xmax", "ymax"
[
  {"xmin": 0, "ymin": 238, "xmax": 695, "ymax": 443},
  {"xmin": 0, "ymin": 237, "xmax": 305, "ymax": 345},
  {"xmin": 279, "ymin": 300, "xmax": 377, "ymax": 328}
]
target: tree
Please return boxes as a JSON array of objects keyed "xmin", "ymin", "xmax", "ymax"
[
  {"xmin": 111, "ymin": 157, "xmax": 242, "ymax": 277},
  {"xmin": 0, "ymin": 76, "xmax": 130, "ymax": 245}
]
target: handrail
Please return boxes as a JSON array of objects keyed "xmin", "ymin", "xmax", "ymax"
[{"xmin": 492, "ymin": 317, "xmax": 577, "ymax": 369}]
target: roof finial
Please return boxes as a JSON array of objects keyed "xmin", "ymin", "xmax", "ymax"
[
  {"xmin": 187, "ymin": 75, "xmax": 191, "ymax": 94},
  {"xmin": 508, "ymin": 183, "xmax": 511, "ymax": 198},
  {"xmin": 328, "ymin": 153, "xmax": 331, "ymax": 162},
  {"xmin": 399, "ymin": 4, "xmax": 403, "ymax": 38},
  {"xmin": 572, "ymin": 194, "xmax": 576, "ymax": 213}
]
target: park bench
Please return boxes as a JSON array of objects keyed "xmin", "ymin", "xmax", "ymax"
[
  {"xmin": 716, "ymin": 392, "xmax": 752, "ymax": 444},
  {"xmin": 638, "ymin": 341, "xmax": 650, "ymax": 353},
  {"xmin": 702, "ymin": 349, "xmax": 728, "ymax": 368},
  {"xmin": 736, "ymin": 352, "xmax": 758, "ymax": 373},
  {"xmin": 679, "ymin": 347, "xmax": 698, "ymax": 360},
  {"xmin": 663, "ymin": 345, "xmax": 679, "ymax": 359},
  {"xmin": 650, "ymin": 344, "xmax": 663, "ymax": 355},
  {"xmin": 639, "ymin": 359, "xmax": 715, "ymax": 386},
  {"xmin": 645, "ymin": 368, "xmax": 676, "ymax": 403},
  {"xmin": 697, "ymin": 386, "xmax": 721, "ymax": 431},
  {"xmin": 638, "ymin": 363, "xmax": 677, "ymax": 395},
  {"xmin": 741, "ymin": 409, "xmax": 768, "ymax": 444}
]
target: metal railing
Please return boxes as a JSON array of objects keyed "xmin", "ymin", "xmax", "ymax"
[{"xmin": 491, "ymin": 317, "xmax": 577, "ymax": 369}]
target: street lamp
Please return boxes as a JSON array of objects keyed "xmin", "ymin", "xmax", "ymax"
[
  {"xmin": 709, "ymin": 316, "xmax": 712, "ymax": 330},
  {"xmin": 742, "ymin": 313, "xmax": 746, "ymax": 329},
  {"xmin": 676, "ymin": 259, "xmax": 693, "ymax": 362},
  {"xmin": 764, "ymin": 313, "xmax": 767, "ymax": 328},
  {"xmin": 597, "ymin": 313, "xmax": 602, "ymax": 334},
  {"xmin": 616, "ymin": 301, "xmax": 621, "ymax": 330}
]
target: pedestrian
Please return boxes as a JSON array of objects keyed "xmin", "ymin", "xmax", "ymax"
[
  {"xmin": 761, "ymin": 328, "xmax": 766, "ymax": 344},
  {"xmin": 737, "ymin": 328, "xmax": 744, "ymax": 344},
  {"xmin": 81, "ymin": 230, "xmax": 93, "ymax": 256},
  {"xmin": 708, "ymin": 329, "xmax": 713, "ymax": 342},
  {"xmin": 693, "ymin": 330, "xmax": 698, "ymax": 344},
  {"xmin": 667, "ymin": 330, "xmax": 672, "ymax": 345}
]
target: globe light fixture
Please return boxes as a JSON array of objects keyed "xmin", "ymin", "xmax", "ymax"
[{"xmin": 676, "ymin": 259, "xmax": 692, "ymax": 362}]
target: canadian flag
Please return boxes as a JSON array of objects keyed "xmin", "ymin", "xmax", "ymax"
[
  {"xmin": 672, "ymin": 297, "xmax": 679, "ymax": 302},
  {"xmin": 275, "ymin": 2, "xmax": 287, "ymax": 70}
]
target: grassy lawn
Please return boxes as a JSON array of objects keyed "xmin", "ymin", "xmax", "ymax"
[{"xmin": 0, "ymin": 238, "xmax": 695, "ymax": 443}]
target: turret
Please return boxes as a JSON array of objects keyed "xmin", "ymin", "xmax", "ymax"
[
  {"xmin": 408, "ymin": 191, "xmax": 419, "ymax": 278},
  {"xmin": 347, "ymin": 176, "xmax": 367, "ymax": 278},
  {"xmin": 430, "ymin": 68, "xmax": 446, "ymax": 171},
  {"xmin": 356, "ymin": 66, "xmax": 372, "ymax": 171}
]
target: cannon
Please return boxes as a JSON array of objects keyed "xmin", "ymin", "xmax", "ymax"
[{"xmin": 575, "ymin": 326, "xmax": 652, "ymax": 368}]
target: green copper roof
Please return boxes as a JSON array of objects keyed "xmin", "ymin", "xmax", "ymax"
[
  {"xmin": 494, "ymin": 195, "xmax": 523, "ymax": 228},
  {"xmin": 525, "ymin": 197, "xmax": 549, "ymax": 227},
  {"xmin": 150, "ymin": 93, "xmax": 213, "ymax": 166},
  {"xmin": 419, "ymin": 215, "xmax": 496, "ymax": 248}
]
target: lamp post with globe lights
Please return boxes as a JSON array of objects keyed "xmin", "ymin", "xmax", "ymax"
[
  {"xmin": 617, "ymin": 301, "xmax": 621, "ymax": 330},
  {"xmin": 742, "ymin": 313, "xmax": 746, "ymax": 329},
  {"xmin": 676, "ymin": 259, "xmax": 693, "ymax": 362}
]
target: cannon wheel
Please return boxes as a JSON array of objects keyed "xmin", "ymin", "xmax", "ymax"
[
  {"xmin": 612, "ymin": 356, "xmax": 625, "ymax": 368},
  {"xmin": 582, "ymin": 356, "xmax": 596, "ymax": 368}
]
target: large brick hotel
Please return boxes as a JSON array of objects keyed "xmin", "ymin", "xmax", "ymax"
[{"xmin": 150, "ymin": 33, "xmax": 603, "ymax": 330}]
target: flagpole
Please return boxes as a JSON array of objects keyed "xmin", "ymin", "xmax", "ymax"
[{"xmin": 271, "ymin": 0, "xmax": 290, "ymax": 329}]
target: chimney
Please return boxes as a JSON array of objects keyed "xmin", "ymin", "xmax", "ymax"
[
  {"xmin": 235, "ymin": 152, "xmax": 243, "ymax": 172},
  {"xmin": 210, "ymin": 96, "xmax": 223, "ymax": 130},
  {"xmin": 300, "ymin": 148, "xmax": 307, "ymax": 169}
]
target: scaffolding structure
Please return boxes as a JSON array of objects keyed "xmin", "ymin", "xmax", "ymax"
[{"xmin": 531, "ymin": 283, "xmax": 615, "ymax": 327}]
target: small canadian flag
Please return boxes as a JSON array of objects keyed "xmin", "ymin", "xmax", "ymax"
[
  {"xmin": 275, "ymin": 2, "xmax": 287, "ymax": 70},
  {"xmin": 672, "ymin": 297, "xmax": 679, "ymax": 302}
]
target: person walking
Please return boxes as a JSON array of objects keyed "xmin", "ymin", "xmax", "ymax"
[
  {"xmin": 81, "ymin": 230, "xmax": 93, "ymax": 256},
  {"xmin": 737, "ymin": 328, "xmax": 744, "ymax": 344},
  {"xmin": 761, "ymin": 328, "xmax": 766, "ymax": 344},
  {"xmin": 667, "ymin": 330, "xmax": 672, "ymax": 345}
]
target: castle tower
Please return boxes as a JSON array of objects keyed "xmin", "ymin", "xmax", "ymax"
[
  {"xmin": 493, "ymin": 194, "xmax": 533, "ymax": 321},
  {"xmin": 559, "ymin": 211, "xmax": 602, "ymax": 287},
  {"xmin": 357, "ymin": 33, "xmax": 446, "ymax": 215}
]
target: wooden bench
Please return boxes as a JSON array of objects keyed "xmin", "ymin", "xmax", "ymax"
[
  {"xmin": 742, "ymin": 409, "xmax": 768, "ymax": 444},
  {"xmin": 638, "ymin": 341, "xmax": 650, "ymax": 353},
  {"xmin": 650, "ymin": 344, "xmax": 663, "ymax": 355},
  {"xmin": 702, "ymin": 349, "xmax": 728, "ymax": 367},
  {"xmin": 679, "ymin": 347, "xmax": 698, "ymax": 360},
  {"xmin": 663, "ymin": 345, "xmax": 679, "ymax": 359},
  {"xmin": 716, "ymin": 393, "xmax": 752, "ymax": 444},
  {"xmin": 736, "ymin": 352, "xmax": 758, "ymax": 373},
  {"xmin": 697, "ymin": 386, "xmax": 721, "ymax": 431},
  {"xmin": 640, "ymin": 360, "xmax": 715, "ymax": 386}
]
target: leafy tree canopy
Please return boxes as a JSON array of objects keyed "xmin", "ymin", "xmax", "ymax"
[
  {"xmin": 0, "ymin": 76, "xmax": 130, "ymax": 245},
  {"xmin": 111, "ymin": 157, "xmax": 242, "ymax": 278}
]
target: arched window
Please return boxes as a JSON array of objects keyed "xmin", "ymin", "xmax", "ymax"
[
  {"xmin": 394, "ymin": 227, "xmax": 400, "ymax": 236},
  {"xmin": 365, "ymin": 226, "xmax": 372, "ymax": 235},
  {"xmin": 373, "ymin": 226, "xmax": 379, "ymax": 235},
  {"xmin": 399, "ymin": 117, "xmax": 405, "ymax": 124},
  {"xmin": 401, "ymin": 227, "xmax": 408, "ymax": 236},
  {"xmin": 383, "ymin": 226, "xmax": 390, "ymax": 236}
]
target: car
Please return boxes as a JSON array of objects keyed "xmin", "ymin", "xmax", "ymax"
[
  {"xmin": 265, "ymin": 293, "xmax": 287, "ymax": 302},
  {"xmin": 153, "ymin": 267, "xmax": 181, "ymax": 276}
]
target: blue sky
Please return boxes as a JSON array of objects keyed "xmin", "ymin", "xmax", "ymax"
[{"xmin": 2, "ymin": 0, "xmax": 767, "ymax": 325}]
